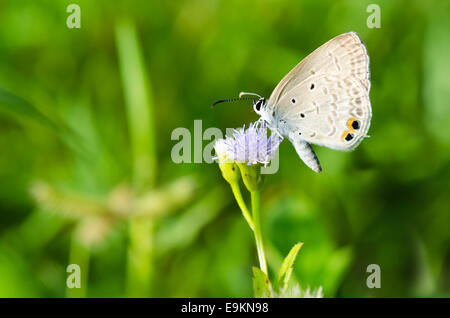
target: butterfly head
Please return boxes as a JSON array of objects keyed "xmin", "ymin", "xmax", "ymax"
[
  {"xmin": 253, "ymin": 98, "xmax": 267, "ymax": 115},
  {"xmin": 252, "ymin": 97, "xmax": 275, "ymax": 125},
  {"xmin": 212, "ymin": 92, "xmax": 271, "ymax": 123},
  {"xmin": 238, "ymin": 92, "xmax": 268, "ymax": 117}
]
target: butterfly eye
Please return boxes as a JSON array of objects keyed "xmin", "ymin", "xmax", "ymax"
[
  {"xmin": 253, "ymin": 98, "xmax": 265, "ymax": 112},
  {"xmin": 254, "ymin": 100, "xmax": 262, "ymax": 111},
  {"xmin": 348, "ymin": 118, "xmax": 361, "ymax": 131},
  {"xmin": 342, "ymin": 131, "xmax": 354, "ymax": 142}
]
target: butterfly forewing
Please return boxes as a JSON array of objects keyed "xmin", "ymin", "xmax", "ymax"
[{"xmin": 268, "ymin": 32, "xmax": 370, "ymax": 107}]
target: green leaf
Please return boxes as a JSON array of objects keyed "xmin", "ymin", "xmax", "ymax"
[
  {"xmin": 0, "ymin": 87, "xmax": 88, "ymax": 156},
  {"xmin": 115, "ymin": 19, "xmax": 157, "ymax": 190},
  {"xmin": 0, "ymin": 87, "xmax": 56, "ymax": 128},
  {"xmin": 277, "ymin": 242, "xmax": 303, "ymax": 287},
  {"xmin": 252, "ymin": 266, "xmax": 272, "ymax": 298}
]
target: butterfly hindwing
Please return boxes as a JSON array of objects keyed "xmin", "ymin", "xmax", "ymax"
[{"xmin": 274, "ymin": 73, "xmax": 371, "ymax": 151}]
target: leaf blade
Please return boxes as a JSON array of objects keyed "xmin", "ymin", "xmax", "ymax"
[
  {"xmin": 277, "ymin": 242, "xmax": 303, "ymax": 286},
  {"xmin": 253, "ymin": 266, "xmax": 273, "ymax": 298}
]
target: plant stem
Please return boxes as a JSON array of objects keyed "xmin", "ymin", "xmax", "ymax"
[
  {"xmin": 251, "ymin": 191, "xmax": 267, "ymax": 275},
  {"xmin": 230, "ymin": 182, "xmax": 254, "ymax": 231},
  {"xmin": 126, "ymin": 218, "xmax": 154, "ymax": 297},
  {"xmin": 116, "ymin": 19, "xmax": 156, "ymax": 189},
  {"xmin": 66, "ymin": 235, "xmax": 90, "ymax": 298},
  {"xmin": 116, "ymin": 19, "xmax": 157, "ymax": 297}
]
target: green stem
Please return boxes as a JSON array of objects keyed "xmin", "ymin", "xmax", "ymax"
[
  {"xmin": 230, "ymin": 182, "xmax": 254, "ymax": 231},
  {"xmin": 66, "ymin": 235, "xmax": 90, "ymax": 298},
  {"xmin": 251, "ymin": 191, "xmax": 267, "ymax": 275},
  {"xmin": 126, "ymin": 218, "xmax": 154, "ymax": 297},
  {"xmin": 116, "ymin": 19, "xmax": 157, "ymax": 298}
]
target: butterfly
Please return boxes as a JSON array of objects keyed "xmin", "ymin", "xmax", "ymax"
[{"xmin": 222, "ymin": 32, "xmax": 372, "ymax": 173}]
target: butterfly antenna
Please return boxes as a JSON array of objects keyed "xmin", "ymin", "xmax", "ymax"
[
  {"xmin": 239, "ymin": 92, "xmax": 262, "ymax": 99},
  {"xmin": 211, "ymin": 97, "xmax": 257, "ymax": 108}
]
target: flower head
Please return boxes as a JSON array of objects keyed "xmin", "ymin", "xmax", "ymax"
[
  {"xmin": 213, "ymin": 138, "xmax": 230, "ymax": 163},
  {"xmin": 215, "ymin": 120, "xmax": 282, "ymax": 167}
]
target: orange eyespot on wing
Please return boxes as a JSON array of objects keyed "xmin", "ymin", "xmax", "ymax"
[
  {"xmin": 347, "ymin": 118, "xmax": 361, "ymax": 132},
  {"xmin": 342, "ymin": 131, "xmax": 355, "ymax": 142}
]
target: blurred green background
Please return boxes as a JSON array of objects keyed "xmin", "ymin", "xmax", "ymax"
[{"xmin": 0, "ymin": 0, "xmax": 449, "ymax": 297}]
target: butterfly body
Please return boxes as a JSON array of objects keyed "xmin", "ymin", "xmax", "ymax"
[{"xmin": 251, "ymin": 32, "xmax": 372, "ymax": 173}]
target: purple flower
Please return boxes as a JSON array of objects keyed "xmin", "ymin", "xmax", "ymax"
[{"xmin": 214, "ymin": 120, "xmax": 283, "ymax": 167}]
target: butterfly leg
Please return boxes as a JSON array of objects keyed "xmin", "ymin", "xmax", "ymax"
[{"xmin": 288, "ymin": 134, "xmax": 322, "ymax": 173}]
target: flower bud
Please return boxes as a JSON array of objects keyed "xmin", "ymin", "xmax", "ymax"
[{"xmin": 237, "ymin": 163, "xmax": 264, "ymax": 192}]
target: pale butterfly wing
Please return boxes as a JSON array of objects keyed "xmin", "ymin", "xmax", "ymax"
[
  {"xmin": 261, "ymin": 32, "xmax": 371, "ymax": 172},
  {"xmin": 276, "ymin": 73, "xmax": 371, "ymax": 151},
  {"xmin": 267, "ymin": 32, "xmax": 370, "ymax": 107}
]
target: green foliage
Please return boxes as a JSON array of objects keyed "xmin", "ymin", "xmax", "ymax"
[
  {"xmin": 277, "ymin": 242, "xmax": 303, "ymax": 289},
  {"xmin": 252, "ymin": 266, "xmax": 273, "ymax": 298},
  {"xmin": 0, "ymin": 88, "xmax": 55, "ymax": 128}
]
